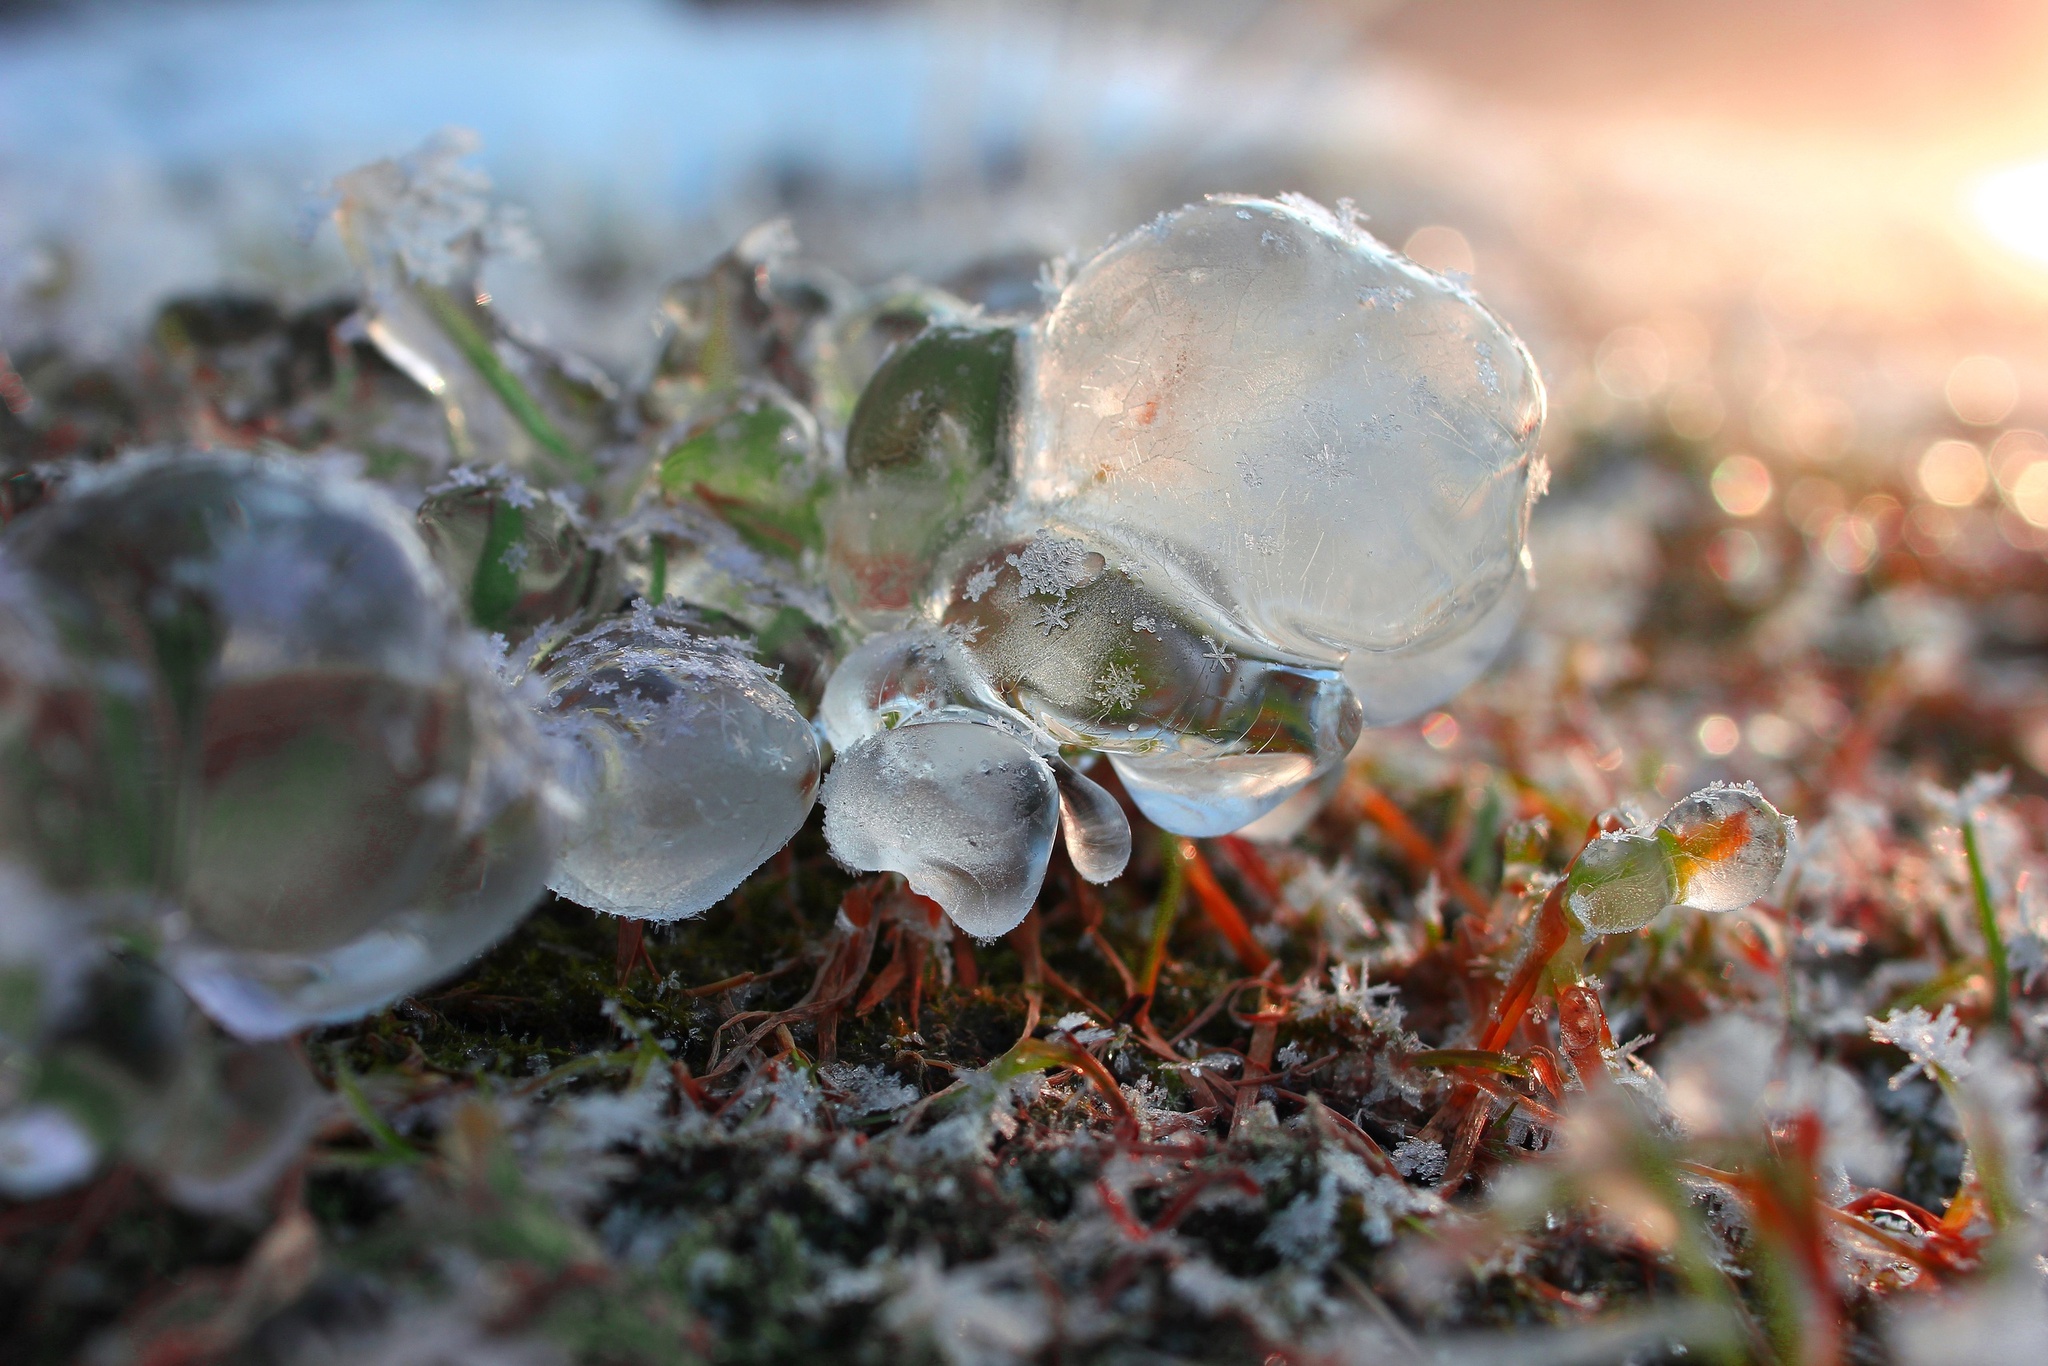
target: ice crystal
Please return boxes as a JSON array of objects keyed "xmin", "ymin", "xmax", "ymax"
[
  {"xmin": 1089, "ymin": 661, "xmax": 1144, "ymax": 709},
  {"xmin": 1006, "ymin": 529, "xmax": 1093, "ymax": 600},
  {"xmin": 1869, "ymin": 1004, "xmax": 1974, "ymax": 1088}
]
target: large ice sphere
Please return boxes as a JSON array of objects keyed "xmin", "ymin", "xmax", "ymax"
[
  {"xmin": 540, "ymin": 606, "xmax": 821, "ymax": 921},
  {"xmin": 1019, "ymin": 195, "xmax": 1545, "ymax": 720},
  {"xmin": 0, "ymin": 452, "xmax": 562, "ymax": 1038},
  {"xmin": 820, "ymin": 717, "xmax": 1059, "ymax": 938}
]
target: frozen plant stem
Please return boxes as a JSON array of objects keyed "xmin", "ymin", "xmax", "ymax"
[{"xmin": 1961, "ymin": 816, "xmax": 2010, "ymax": 1026}]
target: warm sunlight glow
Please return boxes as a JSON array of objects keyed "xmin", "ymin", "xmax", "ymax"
[{"xmin": 1971, "ymin": 158, "xmax": 2048, "ymax": 269}]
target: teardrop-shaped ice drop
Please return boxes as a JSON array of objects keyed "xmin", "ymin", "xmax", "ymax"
[
  {"xmin": 540, "ymin": 607, "xmax": 821, "ymax": 922},
  {"xmin": 821, "ymin": 718, "xmax": 1058, "ymax": 938},
  {"xmin": 1049, "ymin": 755, "xmax": 1130, "ymax": 884}
]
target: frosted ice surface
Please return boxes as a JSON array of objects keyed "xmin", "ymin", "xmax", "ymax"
[
  {"xmin": 0, "ymin": 453, "xmax": 562, "ymax": 1039},
  {"xmin": 821, "ymin": 718, "xmax": 1059, "ymax": 938},
  {"xmin": 1019, "ymin": 194, "xmax": 1544, "ymax": 722},
  {"xmin": 541, "ymin": 606, "xmax": 821, "ymax": 922},
  {"xmin": 1661, "ymin": 781, "xmax": 1795, "ymax": 913}
]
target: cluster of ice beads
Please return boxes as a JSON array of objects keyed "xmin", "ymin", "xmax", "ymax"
[
  {"xmin": 816, "ymin": 195, "xmax": 1544, "ymax": 931},
  {"xmin": 1563, "ymin": 783, "xmax": 1796, "ymax": 936}
]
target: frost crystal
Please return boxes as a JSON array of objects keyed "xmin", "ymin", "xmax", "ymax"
[
  {"xmin": 1868, "ymin": 1005, "xmax": 1974, "ymax": 1088},
  {"xmin": 1090, "ymin": 661, "xmax": 1144, "ymax": 710},
  {"xmin": 1391, "ymin": 1137, "xmax": 1448, "ymax": 1183},
  {"xmin": 1005, "ymin": 529, "xmax": 1092, "ymax": 600}
]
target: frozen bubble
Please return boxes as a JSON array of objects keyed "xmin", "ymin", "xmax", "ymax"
[
  {"xmin": 1563, "ymin": 830, "xmax": 1679, "ymax": 936},
  {"xmin": 1660, "ymin": 781, "xmax": 1795, "ymax": 913},
  {"xmin": 821, "ymin": 718, "xmax": 1059, "ymax": 938},
  {"xmin": 540, "ymin": 607, "xmax": 820, "ymax": 922},
  {"xmin": 825, "ymin": 322, "xmax": 1017, "ymax": 632},
  {"xmin": 417, "ymin": 467, "xmax": 603, "ymax": 637},
  {"xmin": 1021, "ymin": 195, "xmax": 1543, "ymax": 711},
  {"xmin": 0, "ymin": 452, "xmax": 562, "ymax": 1038},
  {"xmin": 1049, "ymin": 755, "xmax": 1130, "ymax": 884}
]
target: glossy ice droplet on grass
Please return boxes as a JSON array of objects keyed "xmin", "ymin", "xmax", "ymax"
[
  {"xmin": 416, "ymin": 466, "xmax": 603, "ymax": 637},
  {"xmin": 540, "ymin": 607, "xmax": 820, "ymax": 921},
  {"xmin": 821, "ymin": 718, "xmax": 1059, "ymax": 938},
  {"xmin": 1020, "ymin": 194, "xmax": 1544, "ymax": 722},
  {"xmin": 0, "ymin": 452, "xmax": 561, "ymax": 1038},
  {"xmin": 1563, "ymin": 830, "xmax": 1680, "ymax": 936},
  {"xmin": 1563, "ymin": 784, "xmax": 1795, "ymax": 935}
]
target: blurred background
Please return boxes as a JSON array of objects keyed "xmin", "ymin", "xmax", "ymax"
[{"xmin": 7, "ymin": 0, "xmax": 2048, "ymax": 799}]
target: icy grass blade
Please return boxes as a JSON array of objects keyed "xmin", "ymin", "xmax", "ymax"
[
  {"xmin": 413, "ymin": 282, "xmax": 597, "ymax": 485},
  {"xmin": 1960, "ymin": 816, "xmax": 2011, "ymax": 1025}
]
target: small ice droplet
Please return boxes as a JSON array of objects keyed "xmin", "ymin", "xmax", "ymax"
[
  {"xmin": 417, "ymin": 467, "xmax": 602, "ymax": 637},
  {"xmin": 821, "ymin": 719, "xmax": 1058, "ymax": 938},
  {"xmin": 1661, "ymin": 781, "xmax": 1795, "ymax": 913},
  {"xmin": 541, "ymin": 608, "xmax": 820, "ymax": 922},
  {"xmin": 1563, "ymin": 830, "xmax": 1679, "ymax": 936}
]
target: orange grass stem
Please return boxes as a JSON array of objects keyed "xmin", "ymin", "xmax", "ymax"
[
  {"xmin": 1354, "ymin": 783, "xmax": 1494, "ymax": 926},
  {"xmin": 1179, "ymin": 839, "xmax": 1273, "ymax": 974}
]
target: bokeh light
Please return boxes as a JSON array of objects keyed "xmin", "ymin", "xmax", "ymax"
[
  {"xmin": 1916, "ymin": 439, "xmax": 1989, "ymax": 507},
  {"xmin": 1710, "ymin": 454, "xmax": 1773, "ymax": 516}
]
